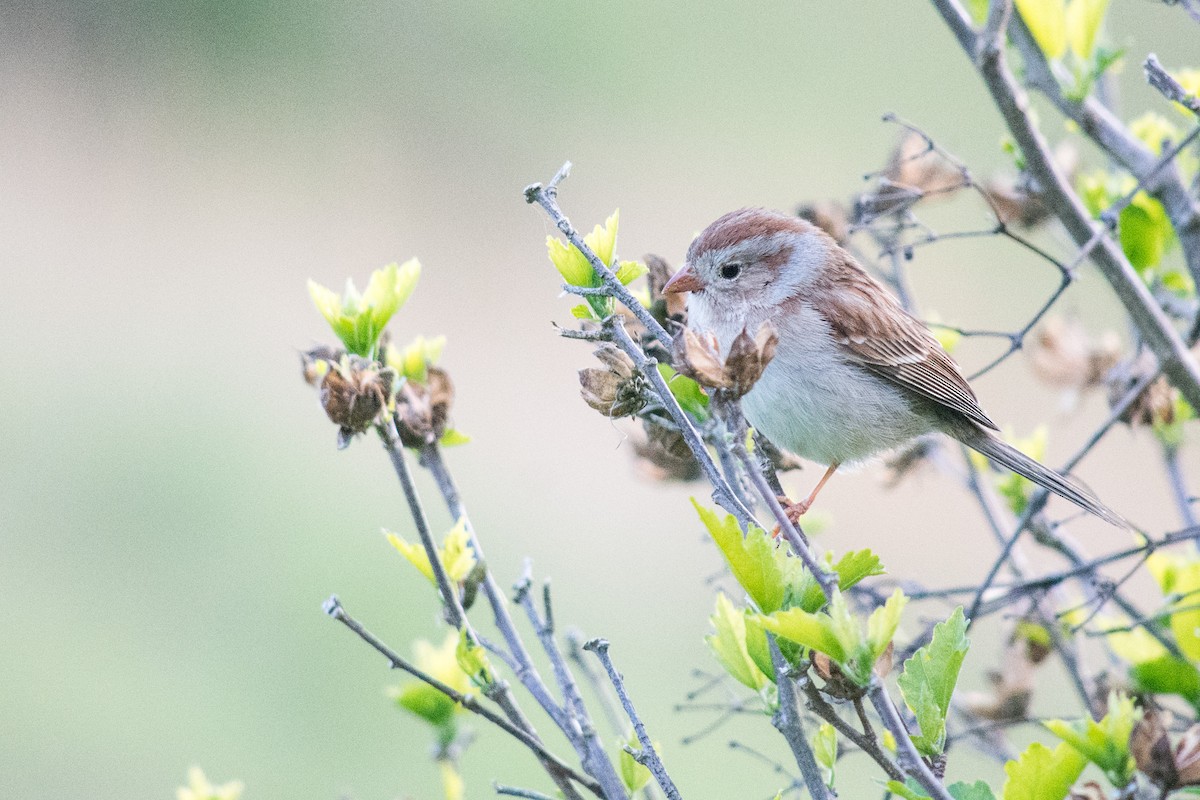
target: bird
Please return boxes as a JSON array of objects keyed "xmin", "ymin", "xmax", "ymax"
[{"xmin": 661, "ymin": 207, "xmax": 1124, "ymax": 527}]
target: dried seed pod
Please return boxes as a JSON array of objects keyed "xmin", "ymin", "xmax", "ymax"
[
  {"xmin": 578, "ymin": 344, "xmax": 645, "ymax": 418},
  {"xmin": 632, "ymin": 421, "xmax": 702, "ymax": 482},
  {"xmin": 671, "ymin": 327, "xmax": 729, "ymax": 389},
  {"xmin": 301, "ymin": 344, "xmax": 342, "ymax": 386},
  {"xmin": 1132, "ymin": 710, "xmax": 1178, "ymax": 789},
  {"xmin": 1029, "ymin": 317, "xmax": 1121, "ymax": 392},
  {"xmin": 796, "ymin": 201, "xmax": 850, "ymax": 245},
  {"xmin": 318, "ymin": 357, "xmax": 395, "ymax": 449},
  {"xmin": 671, "ymin": 322, "xmax": 778, "ymax": 398},
  {"xmin": 812, "ymin": 651, "xmax": 863, "ymax": 700},
  {"xmin": 1175, "ymin": 724, "xmax": 1200, "ymax": 786},
  {"xmin": 393, "ymin": 366, "xmax": 457, "ymax": 448}
]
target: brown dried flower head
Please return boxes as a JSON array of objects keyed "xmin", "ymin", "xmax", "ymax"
[
  {"xmin": 578, "ymin": 343, "xmax": 645, "ymax": 418},
  {"xmin": 394, "ymin": 365, "xmax": 456, "ymax": 448},
  {"xmin": 318, "ymin": 356, "xmax": 396, "ymax": 449},
  {"xmin": 796, "ymin": 201, "xmax": 850, "ymax": 245},
  {"xmin": 812, "ymin": 651, "xmax": 864, "ymax": 700},
  {"xmin": 1029, "ymin": 317, "xmax": 1120, "ymax": 393},
  {"xmin": 1067, "ymin": 782, "xmax": 1106, "ymax": 800},
  {"xmin": 671, "ymin": 322, "xmax": 778, "ymax": 399},
  {"xmin": 632, "ymin": 421, "xmax": 702, "ymax": 482}
]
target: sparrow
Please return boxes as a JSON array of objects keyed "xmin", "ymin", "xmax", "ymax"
[{"xmin": 662, "ymin": 207, "xmax": 1124, "ymax": 526}]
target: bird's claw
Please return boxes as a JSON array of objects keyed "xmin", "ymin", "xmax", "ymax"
[{"xmin": 771, "ymin": 495, "xmax": 811, "ymax": 537}]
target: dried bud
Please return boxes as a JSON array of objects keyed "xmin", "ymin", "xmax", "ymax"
[
  {"xmin": 812, "ymin": 651, "xmax": 863, "ymax": 700},
  {"xmin": 1117, "ymin": 375, "xmax": 1178, "ymax": 428},
  {"xmin": 671, "ymin": 327, "xmax": 728, "ymax": 388},
  {"xmin": 578, "ymin": 344, "xmax": 645, "ymax": 418},
  {"xmin": 301, "ymin": 344, "xmax": 342, "ymax": 386},
  {"xmin": 394, "ymin": 366, "xmax": 456, "ymax": 448},
  {"xmin": 884, "ymin": 131, "xmax": 965, "ymax": 199},
  {"xmin": 874, "ymin": 640, "xmax": 895, "ymax": 678},
  {"xmin": 983, "ymin": 179, "xmax": 1051, "ymax": 229},
  {"xmin": 646, "ymin": 253, "xmax": 687, "ymax": 323},
  {"xmin": 318, "ymin": 357, "xmax": 395, "ymax": 449},
  {"xmin": 725, "ymin": 324, "xmax": 779, "ymax": 397},
  {"xmin": 1029, "ymin": 317, "xmax": 1121, "ymax": 393},
  {"xmin": 671, "ymin": 323, "xmax": 778, "ymax": 399},
  {"xmin": 961, "ymin": 640, "xmax": 1035, "ymax": 721},
  {"xmin": 632, "ymin": 421, "xmax": 702, "ymax": 481},
  {"xmin": 1132, "ymin": 710, "xmax": 1180, "ymax": 789},
  {"xmin": 1176, "ymin": 724, "xmax": 1200, "ymax": 786},
  {"xmin": 797, "ymin": 201, "xmax": 850, "ymax": 244}
]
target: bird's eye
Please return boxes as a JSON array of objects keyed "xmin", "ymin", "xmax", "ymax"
[{"xmin": 720, "ymin": 262, "xmax": 742, "ymax": 280}]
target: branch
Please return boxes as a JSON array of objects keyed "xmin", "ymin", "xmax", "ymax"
[
  {"xmin": 768, "ymin": 643, "xmax": 833, "ymax": 800},
  {"xmin": 1007, "ymin": 14, "xmax": 1200, "ymax": 312},
  {"xmin": 1145, "ymin": 54, "xmax": 1200, "ymax": 116},
  {"xmin": 868, "ymin": 678, "xmax": 955, "ymax": 800},
  {"xmin": 525, "ymin": 164, "xmax": 671, "ymax": 350},
  {"xmin": 584, "ymin": 639, "xmax": 684, "ymax": 800},
  {"xmin": 418, "ymin": 444, "xmax": 630, "ymax": 800},
  {"xmin": 796, "ymin": 665, "xmax": 906, "ymax": 783},
  {"xmin": 323, "ymin": 596, "xmax": 604, "ymax": 799},
  {"xmin": 929, "ymin": 0, "xmax": 1200, "ymax": 412}
]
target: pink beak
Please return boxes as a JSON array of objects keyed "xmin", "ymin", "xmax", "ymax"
[{"xmin": 662, "ymin": 264, "xmax": 705, "ymax": 294}]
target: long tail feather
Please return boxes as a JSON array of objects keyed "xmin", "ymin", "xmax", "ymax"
[{"xmin": 953, "ymin": 427, "xmax": 1126, "ymax": 527}]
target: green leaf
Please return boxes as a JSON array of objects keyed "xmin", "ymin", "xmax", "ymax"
[
  {"xmin": 757, "ymin": 603, "xmax": 846, "ymax": 665},
  {"xmin": 1044, "ymin": 692, "xmax": 1138, "ymax": 787},
  {"xmin": 455, "ymin": 629, "xmax": 493, "ymax": 689},
  {"xmin": 439, "ymin": 428, "xmax": 471, "ymax": 447},
  {"xmin": 1119, "ymin": 192, "xmax": 1173, "ymax": 272},
  {"xmin": 886, "ymin": 780, "xmax": 994, "ymax": 800},
  {"xmin": 570, "ymin": 302, "xmax": 597, "ymax": 319},
  {"xmin": 394, "ymin": 682, "xmax": 457, "ymax": 729},
  {"xmin": 898, "ymin": 607, "xmax": 971, "ymax": 757},
  {"xmin": 705, "ymin": 593, "xmax": 770, "ymax": 690},
  {"xmin": 1015, "ymin": 0, "xmax": 1067, "ymax": 60},
  {"xmin": 758, "ymin": 589, "xmax": 907, "ymax": 686},
  {"xmin": 1146, "ymin": 547, "xmax": 1200, "ymax": 660},
  {"xmin": 307, "ymin": 260, "xmax": 420, "ymax": 357},
  {"xmin": 1066, "ymin": 0, "xmax": 1108, "ymax": 60},
  {"xmin": 949, "ymin": 782, "xmax": 999, "ymax": 800},
  {"xmin": 618, "ymin": 734, "xmax": 652, "ymax": 795},
  {"xmin": 1153, "ymin": 395, "xmax": 1195, "ymax": 450},
  {"xmin": 693, "ymin": 501, "xmax": 798, "ymax": 613},
  {"xmin": 743, "ymin": 612, "xmax": 776, "ymax": 681},
  {"xmin": 811, "ymin": 723, "xmax": 837, "ymax": 787},
  {"xmin": 1130, "ymin": 655, "xmax": 1200, "ymax": 703},
  {"xmin": 658, "ymin": 364, "xmax": 710, "ymax": 419},
  {"xmin": 615, "ymin": 259, "xmax": 648, "ymax": 286},
  {"xmin": 386, "ymin": 334, "xmax": 445, "ymax": 383},
  {"xmin": 1002, "ymin": 741, "xmax": 1087, "ymax": 800},
  {"xmin": 794, "ymin": 549, "xmax": 886, "ymax": 613}
]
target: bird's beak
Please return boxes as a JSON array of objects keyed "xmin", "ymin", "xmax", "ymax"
[{"xmin": 662, "ymin": 264, "xmax": 705, "ymax": 294}]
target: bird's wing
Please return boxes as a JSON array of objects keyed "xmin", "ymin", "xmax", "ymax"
[{"xmin": 810, "ymin": 261, "xmax": 1000, "ymax": 432}]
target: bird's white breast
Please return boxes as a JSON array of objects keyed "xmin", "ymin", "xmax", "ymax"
[{"xmin": 688, "ymin": 295, "xmax": 934, "ymax": 466}]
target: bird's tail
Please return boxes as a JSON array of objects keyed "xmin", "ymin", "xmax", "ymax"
[{"xmin": 953, "ymin": 426, "xmax": 1126, "ymax": 528}]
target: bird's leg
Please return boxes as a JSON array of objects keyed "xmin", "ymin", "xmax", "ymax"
[{"xmin": 774, "ymin": 463, "xmax": 839, "ymax": 532}]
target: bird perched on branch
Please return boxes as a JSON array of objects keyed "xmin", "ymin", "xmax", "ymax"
[{"xmin": 662, "ymin": 207, "xmax": 1124, "ymax": 526}]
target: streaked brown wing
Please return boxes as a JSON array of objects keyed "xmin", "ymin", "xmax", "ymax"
[{"xmin": 811, "ymin": 261, "xmax": 1000, "ymax": 432}]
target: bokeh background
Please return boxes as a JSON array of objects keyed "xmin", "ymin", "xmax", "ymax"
[{"xmin": 2, "ymin": 2, "xmax": 1196, "ymax": 798}]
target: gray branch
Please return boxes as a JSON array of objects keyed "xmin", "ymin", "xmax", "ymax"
[
  {"xmin": 769, "ymin": 642, "xmax": 834, "ymax": 800},
  {"xmin": 323, "ymin": 596, "xmax": 604, "ymax": 799},
  {"xmin": 868, "ymin": 678, "xmax": 955, "ymax": 800},
  {"xmin": 584, "ymin": 639, "xmax": 683, "ymax": 800},
  {"xmin": 418, "ymin": 444, "xmax": 630, "ymax": 800},
  {"xmin": 929, "ymin": 0, "xmax": 1200, "ymax": 412}
]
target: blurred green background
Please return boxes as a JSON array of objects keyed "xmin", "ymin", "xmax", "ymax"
[{"xmin": 1, "ymin": 2, "xmax": 1195, "ymax": 798}]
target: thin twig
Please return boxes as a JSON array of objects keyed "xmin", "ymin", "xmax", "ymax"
[
  {"xmin": 584, "ymin": 639, "xmax": 684, "ymax": 800},
  {"xmin": 768, "ymin": 642, "xmax": 833, "ymax": 800},
  {"xmin": 868, "ymin": 678, "xmax": 954, "ymax": 800},
  {"xmin": 323, "ymin": 596, "xmax": 604, "ymax": 798}
]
